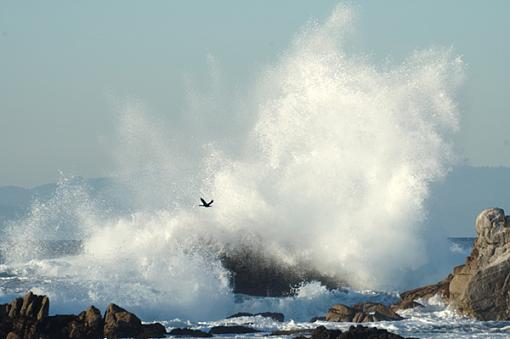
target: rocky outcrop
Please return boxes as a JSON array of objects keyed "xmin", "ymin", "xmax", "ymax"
[
  {"xmin": 395, "ymin": 208, "xmax": 510, "ymax": 321},
  {"xmin": 391, "ymin": 275, "xmax": 451, "ymax": 311},
  {"xmin": 325, "ymin": 302, "xmax": 403, "ymax": 323},
  {"xmin": 209, "ymin": 325, "xmax": 260, "ymax": 334},
  {"xmin": 221, "ymin": 247, "xmax": 343, "ymax": 296},
  {"xmin": 168, "ymin": 328, "xmax": 213, "ymax": 337},
  {"xmin": 0, "ymin": 292, "xmax": 166, "ymax": 339},
  {"xmin": 447, "ymin": 207, "xmax": 510, "ymax": 320},
  {"xmin": 227, "ymin": 311, "xmax": 284, "ymax": 322},
  {"xmin": 103, "ymin": 304, "xmax": 165, "ymax": 339}
]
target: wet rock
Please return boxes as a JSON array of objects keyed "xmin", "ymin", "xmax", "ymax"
[
  {"xmin": 139, "ymin": 323, "xmax": 166, "ymax": 338},
  {"xmin": 326, "ymin": 303, "xmax": 402, "ymax": 323},
  {"xmin": 271, "ymin": 328, "xmax": 313, "ymax": 336},
  {"xmin": 103, "ymin": 303, "xmax": 142, "ymax": 339},
  {"xmin": 309, "ymin": 316, "xmax": 326, "ymax": 322},
  {"xmin": 221, "ymin": 247, "xmax": 343, "ymax": 296},
  {"xmin": 393, "ymin": 275, "xmax": 451, "ymax": 311},
  {"xmin": 168, "ymin": 328, "xmax": 213, "ymax": 337},
  {"xmin": 209, "ymin": 325, "xmax": 260, "ymax": 334},
  {"xmin": 325, "ymin": 304, "xmax": 355, "ymax": 322},
  {"xmin": 310, "ymin": 325, "xmax": 342, "ymax": 339},
  {"xmin": 0, "ymin": 292, "xmax": 49, "ymax": 339},
  {"xmin": 227, "ymin": 311, "xmax": 285, "ymax": 322},
  {"xmin": 338, "ymin": 324, "xmax": 406, "ymax": 338},
  {"xmin": 390, "ymin": 299, "xmax": 423, "ymax": 312}
]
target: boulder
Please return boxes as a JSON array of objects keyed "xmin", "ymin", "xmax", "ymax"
[
  {"xmin": 310, "ymin": 325, "xmax": 342, "ymax": 339},
  {"xmin": 209, "ymin": 325, "xmax": 260, "ymax": 334},
  {"xmin": 227, "ymin": 311, "xmax": 284, "ymax": 322},
  {"xmin": 395, "ymin": 208, "xmax": 510, "ymax": 321},
  {"xmin": 448, "ymin": 208, "xmax": 510, "ymax": 319},
  {"xmin": 325, "ymin": 303, "xmax": 402, "ymax": 323},
  {"xmin": 139, "ymin": 323, "xmax": 166, "ymax": 338},
  {"xmin": 0, "ymin": 292, "xmax": 49, "ymax": 339},
  {"xmin": 103, "ymin": 304, "xmax": 142, "ymax": 339},
  {"xmin": 287, "ymin": 325, "xmax": 407, "ymax": 339},
  {"xmin": 168, "ymin": 328, "xmax": 212, "ymax": 337},
  {"xmin": 338, "ymin": 324, "xmax": 406, "ymax": 338}
]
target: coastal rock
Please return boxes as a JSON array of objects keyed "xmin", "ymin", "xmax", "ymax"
[
  {"xmin": 209, "ymin": 325, "xmax": 260, "ymax": 334},
  {"xmin": 290, "ymin": 325, "xmax": 407, "ymax": 339},
  {"xmin": 325, "ymin": 303, "xmax": 402, "ymax": 323},
  {"xmin": 139, "ymin": 323, "xmax": 166, "ymax": 338},
  {"xmin": 0, "ymin": 292, "xmax": 48, "ymax": 339},
  {"xmin": 227, "ymin": 311, "xmax": 285, "ymax": 322},
  {"xmin": 103, "ymin": 303, "xmax": 143, "ymax": 339},
  {"xmin": 168, "ymin": 328, "xmax": 213, "ymax": 337},
  {"xmin": 220, "ymin": 247, "xmax": 343, "ymax": 296},
  {"xmin": 391, "ymin": 275, "xmax": 451, "ymax": 311},
  {"xmin": 448, "ymin": 208, "xmax": 510, "ymax": 319},
  {"xmin": 1, "ymin": 292, "xmax": 166, "ymax": 339},
  {"xmin": 337, "ymin": 324, "xmax": 406, "ymax": 338},
  {"xmin": 396, "ymin": 208, "xmax": 510, "ymax": 321}
]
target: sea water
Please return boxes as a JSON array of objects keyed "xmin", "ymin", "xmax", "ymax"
[{"xmin": 1, "ymin": 4, "xmax": 506, "ymax": 338}]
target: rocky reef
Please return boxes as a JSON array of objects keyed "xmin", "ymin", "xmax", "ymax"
[
  {"xmin": 0, "ymin": 292, "xmax": 165, "ymax": 339},
  {"xmin": 395, "ymin": 207, "xmax": 510, "ymax": 320}
]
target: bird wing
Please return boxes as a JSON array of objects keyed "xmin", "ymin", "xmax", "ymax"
[
  {"xmin": 209, "ymin": 200, "xmax": 214, "ymax": 205},
  {"xmin": 200, "ymin": 198, "xmax": 207, "ymax": 205}
]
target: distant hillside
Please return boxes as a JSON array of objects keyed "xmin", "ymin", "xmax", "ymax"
[{"xmin": 0, "ymin": 167, "xmax": 509, "ymax": 236}]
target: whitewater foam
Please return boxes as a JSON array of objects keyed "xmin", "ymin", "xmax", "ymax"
[{"xmin": 0, "ymin": 4, "xmax": 465, "ymax": 321}]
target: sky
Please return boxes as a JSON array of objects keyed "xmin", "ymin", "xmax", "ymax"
[{"xmin": 1, "ymin": 0, "xmax": 509, "ymax": 187}]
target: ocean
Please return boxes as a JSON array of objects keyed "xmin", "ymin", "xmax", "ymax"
[{"xmin": 1, "ymin": 5, "xmax": 507, "ymax": 338}]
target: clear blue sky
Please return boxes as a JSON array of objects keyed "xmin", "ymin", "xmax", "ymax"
[{"xmin": 1, "ymin": 1, "xmax": 509, "ymax": 186}]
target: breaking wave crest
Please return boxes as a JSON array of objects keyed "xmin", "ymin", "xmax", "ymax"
[{"xmin": 0, "ymin": 5, "xmax": 464, "ymax": 320}]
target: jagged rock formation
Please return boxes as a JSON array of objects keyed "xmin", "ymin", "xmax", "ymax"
[
  {"xmin": 448, "ymin": 207, "xmax": 510, "ymax": 320},
  {"xmin": 325, "ymin": 302, "xmax": 403, "ymax": 323},
  {"xmin": 395, "ymin": 208, "xmax": 510, "ymax": 321},
  {"xmin": 0, "ymin": 292, "xmax": 166, "ymax": 339}
]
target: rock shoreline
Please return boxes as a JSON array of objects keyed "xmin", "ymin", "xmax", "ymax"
[
  {"xmin": 0, "ymin": 292, "xmax": 166, "ymax": 339},
  {"xmin": 389, "ymin": 208, "xmax": 510, "ymax": 321}
]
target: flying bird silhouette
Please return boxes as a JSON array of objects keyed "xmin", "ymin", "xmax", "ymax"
[{"xmin": 199, "ymin": 198, "xmax": 214, "ymax": 208}]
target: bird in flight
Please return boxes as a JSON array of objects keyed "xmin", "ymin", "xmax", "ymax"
[{"xmin": 199, "ymin": 198, "xmax": 214, "ymax": 208}]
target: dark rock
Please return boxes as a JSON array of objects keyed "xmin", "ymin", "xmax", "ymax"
[
  {"xmin": 390, "ymin": 300, "xmax": 423, "ymax": 312},
  {"xmin": 0, "ymin": 292, "xmax": 50, "ymax": 339},
  {"xmin": 169, "ymin": 328, "xmax": 213, "ymax": 337},
  {"xmin": 393, "ymin": 275, "xmax": 451, "ymax": 311},
  {"xmin": 310, "ymin": 325, "xmax": 342, "ymax": 339},
  {"xmin": 220, "ymin": 246, "xmax": 344, "ymax": 296},
  {"xmin": 226, "ymin": 312, "xmax": 253, "ymax": 318},
  {"xmin": 338, "ymin": 325, "xmax": 405, "ymax": 338},
  {"xmin": 140, "ymin": 323, "xmax": 166, "ymax": 338},
  {"xmin": 227, "ymin": 311, "xmax": 285, "ymax": 322},
  {"xmin": 209, "ymin": 325, "xmax": 260, "ymax": 334},
  {"xmin": 309, "ymin": 316, "xmax": 326, "ymax": 322},
  {"xmin": 326, "ymin": 303, "xmax": 402, "ymax": 323},
  {"xmin": 38, "ymin": 314, "xmax": 79, "ymax": 339},
  {"xmin": 103, "ymin": 303, "xmax": 142, "ymax": 339},
  {"xmin": 271, "ymin": 328, "xmax": 314, "ymax": 336}
]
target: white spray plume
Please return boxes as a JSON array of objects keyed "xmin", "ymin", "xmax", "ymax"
[{"xmin": 0, "ymin": 5, "xmax": 464, "ymax": 320}]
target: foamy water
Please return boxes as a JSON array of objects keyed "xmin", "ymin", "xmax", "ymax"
[{"xmin": 1, "ymin": 4, "xmax": 497, "ymax": 337}]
